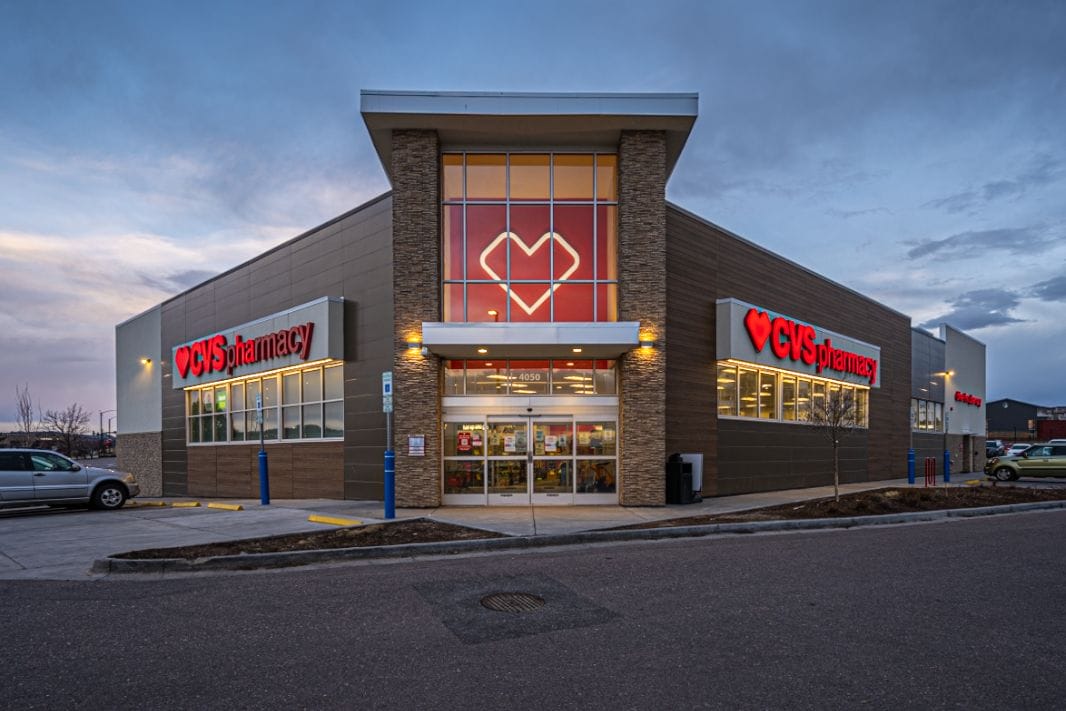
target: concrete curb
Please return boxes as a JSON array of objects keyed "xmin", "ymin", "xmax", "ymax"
[{"xmin": 90, "ymin": 500, "xmax": 1066, "ymax": 575}]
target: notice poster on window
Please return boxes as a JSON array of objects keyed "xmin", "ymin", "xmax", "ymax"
[
  {"xmin": 409, "ymin": 435, "xmax": 426, "ymax": 457},
  {"xmin": 544, "ymin": 435, "xmax": 558, "ymax": 452},
  {"xmin": 457, "ymin": 431, "xmax": 472, "ymax": 453},
  {"xmin": 504, "ymin": 435, "xmax": 516, "ymax": 453}
]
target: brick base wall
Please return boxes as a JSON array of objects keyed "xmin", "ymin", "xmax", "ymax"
[{"xmin": 117, "ymin": 432, "xmax": 163, "ymax": 497}]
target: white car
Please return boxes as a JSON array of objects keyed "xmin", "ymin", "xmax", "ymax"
[
  {"xmin": 0, "ymin": 449, "xmax": 139, "ymax": 510},
  {"xmin": 1006, "ymin": 443, "xmax": 1032, "ymax": 457}
]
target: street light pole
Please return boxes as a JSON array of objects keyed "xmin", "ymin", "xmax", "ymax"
[{"xmin": 99, "ymin": 409, "xmax": 116, "ymax": 457}]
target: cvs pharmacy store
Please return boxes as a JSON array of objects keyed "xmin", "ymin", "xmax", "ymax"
[{"xmin": 116, "ymin": 91, "xmax": 913, "ymax": 506}]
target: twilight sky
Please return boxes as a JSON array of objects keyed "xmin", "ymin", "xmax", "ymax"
[{"xmin": 1, "ymin": 0, "xmax": 1064, "ymax": 430}]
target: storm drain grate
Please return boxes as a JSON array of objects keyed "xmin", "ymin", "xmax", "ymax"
[{"xmin": 480, "ymin": 592, "xmax": 546, "ymax": 613}]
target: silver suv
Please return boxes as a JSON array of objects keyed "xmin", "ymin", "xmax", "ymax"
[{"xmin": 0, "ymin": 449, "xmax": 139, "ymax": 510}]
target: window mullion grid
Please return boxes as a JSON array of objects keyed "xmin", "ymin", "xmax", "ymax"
[
  {"xmin": 505, "ymin": 153, "xmax": 511, "ymax": 323},
  {"xmin": 593, "ymin": 153, "xmax": 599, "ymax": 322},
  {"xmin": 549, "ymin": 153, "xmax": 555, "ymax": 322}
]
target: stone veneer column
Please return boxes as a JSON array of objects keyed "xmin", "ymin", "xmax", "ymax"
[
  {"xmin": 391, "ymin": 129, "xmax": 442, "ymax": 507},
  {"xmin": 116, "ymin": 432, "xmax": 163, "ymax": 496},
  {"xmin": 618, "ymin": 131, "xmax": 667, "ymax": 506}
]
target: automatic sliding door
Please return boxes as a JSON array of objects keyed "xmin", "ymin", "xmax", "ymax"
[
  {"xmin": 532, "ymin": 420, "xmax": 574, "ymax": 504},
  {"xmin": 487, "ymin": 420, "xmax": 528, "ymax": 504}
]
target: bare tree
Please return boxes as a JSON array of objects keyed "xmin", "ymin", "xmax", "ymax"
[
  {"xmin": 807, "ymin": 386, "xmax": 861, "ymax": 502},
  {"xmin": 42, "ymin": 403, "xmax": 91, "ymax": 456},
  {"xmin": 14, "ymin": 384, "xmax": 41, "ymax": 447}
]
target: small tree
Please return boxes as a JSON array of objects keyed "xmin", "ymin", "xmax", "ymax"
[
  {"xmin": 42, "ymin": 403, "xmax": 91, "ymax": 456},
  {"xmin": 807, "ymin": 386, "xmax": 861, "ymax": 502},
  {"xmin": 14, "ymin": 384, "xmax": 41, "ymax": 447}
]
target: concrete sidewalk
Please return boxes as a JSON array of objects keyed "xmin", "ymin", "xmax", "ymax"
[{"xmin": 0, "ymin": 474, "xmax": 977, "ymax": 580}]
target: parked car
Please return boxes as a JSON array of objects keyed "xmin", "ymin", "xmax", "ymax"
[
  {"xmin": 987, "ymin": 439, "xmax": 1004, "ymax": 452},
  {"xmin": 985, "ymin": 443, "xmax": 1066, "ymax": 481},
  {"xmin": 1005, "ymin": 443, "xmax": 1032, "ymax": 457},
  {"xmin": 0, "ymin": 449, "xmax": 139, "ymax": 509}
]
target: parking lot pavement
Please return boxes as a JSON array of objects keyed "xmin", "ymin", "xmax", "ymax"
[
  {"xmin": 0, "ymin": 500, "xmax": 390, "ymax": 581},
  {"xmin": 1, "ymin": 472, "xmax": 1033, "ymax": 580}
]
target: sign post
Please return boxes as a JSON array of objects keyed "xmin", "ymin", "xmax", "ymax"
[
  {"xmin": 382, "ymin": 372, "xmax": 394, "ymax": 519},
  {"xmin": 257, "ymin": 393, "xmax": 270, "ymax": 505}
]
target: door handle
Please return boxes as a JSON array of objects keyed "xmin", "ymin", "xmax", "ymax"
[{"xmin": 33, "ymin": 473, "xmax": 46, "ymax": 477}]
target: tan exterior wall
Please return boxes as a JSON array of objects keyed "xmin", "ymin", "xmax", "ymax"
[
  {"xmin": 617, "ymin": 130, "xmax": 668, "ymax": 505},
  {"xmin": 116, "ymin": 431, "xmax": 163, "ymax": 497},
  {"xmin": 391, "ymin": 129, "xmax": 443, "ymax": 507}
]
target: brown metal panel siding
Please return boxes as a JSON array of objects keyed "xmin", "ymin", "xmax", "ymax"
[
  {"xmin": 159, "ymin": 195, "xmax": 394, "ymax": 500},
  {"xmin": 665, "ymin": 206, "xmax": 911, "ymax": 496},
  {"xmin": 664, "ymin": 209, "xmax": 719, "ymax": 492}
]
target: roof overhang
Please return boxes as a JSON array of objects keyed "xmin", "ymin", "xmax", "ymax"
[
  {"xmin": 361, "ymin": 90, "xmax": 698, "ymax": 183},
  {"xmin": 420, "ymin": 321, "xmax": 641, "ymax": 359}
]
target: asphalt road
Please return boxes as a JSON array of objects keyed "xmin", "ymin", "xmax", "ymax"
[{"xmin": 2, "ymin": 511, "xmax": 1065, "ymax": 710}]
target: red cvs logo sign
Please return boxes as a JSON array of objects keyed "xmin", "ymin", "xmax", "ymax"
[
  {"xmin": 955, "ymin": 391, "xmax": 982, "ymax": 407},
  {"xmin": 174, "ymin": 322, "xmax": 315, "ymax": 380},
  {"xmin": 744, "ymin": 308, "xmax": 878, "ymax": 385}
]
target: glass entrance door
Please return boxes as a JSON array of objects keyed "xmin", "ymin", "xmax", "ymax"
[
  {"xmin": 443, "ymin": 413, "xmax": 618, "ymax": 505},
  {"xmin": 531, "ymin": 420, "xmax": 574, "ymax": 505},
  {"xmin": 487, "ymin": 420, "xmax": 528, "ymax": 504}
]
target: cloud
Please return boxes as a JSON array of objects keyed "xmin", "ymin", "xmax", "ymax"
[
  {"xmin": 825, "ymin": 207, "xmax": 890, "ymax": 219},
  {"xmin": 920, "ymin": 289, "xmax": 1026, "ymax": 330},
  {"xmin": 923, "ymin": 155, "xmax": 1061, "ymax": 214},
  {"xmin": 905, "ymin": 226, "xmax": 1053, "ymax": 259},
  {"xmin": 1030, "ymin": 275, "xmax": 1066, "ymax": 302}
]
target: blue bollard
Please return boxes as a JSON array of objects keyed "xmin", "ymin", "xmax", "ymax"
[
  {"xmin": 258, "ymin": 449, "xmax": 270, "ymax": 505},
  {"xmin": 384, "ymin": 449, "xmax": 395, "ymax": 519},
  {"xmin": 943, "ymin": 450, "xmax": 951, "ymax": 484},
  {"xmin": 907, "ymin": 449, "xmax": 915, "ymax": 485}
]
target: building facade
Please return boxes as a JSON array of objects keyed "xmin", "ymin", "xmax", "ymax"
[{"xmin": 116, "ymin": 90, "xmax": 986, "ymax": 502}]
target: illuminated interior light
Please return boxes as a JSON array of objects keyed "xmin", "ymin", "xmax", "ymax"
[{"xmin": 565, "ymin": 362, "xmax": 575, "ymax": 367}]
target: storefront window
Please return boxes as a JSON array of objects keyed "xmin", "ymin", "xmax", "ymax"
[
  {"xmin": 910, "ymin": 397, "xmax": 943, "ymax": 432},
  {"xmin": 717, "ymin": 361, "xmax": 868, "ymax": 428},
  {"xmin": 186, "ymin": 363, "xmax": 344, "ymax": 445},
  {"xmin": 446, "ymin": 359, "xmax": 617, "ymax": 396},
  {"xmin": 781, "ymin": 376, "xmax": 796, "ymax": 421},
  {"xmin": 442, "ymin": 152, "xmax": 618, "ymax": 323},
  {"xmin": 577, "ymin": 422, "xmax": 616, "ymax": 456},
  {"xmin": 738, "ymin": 368, "xmax": 758, "ymax": 418},
  {"xmin": 717, "ymin": 363, "xmax": 737, "ymax": 416},
  {"xmin": 759, "ymin": 372, "xmax": 777, "ymax": 419}
]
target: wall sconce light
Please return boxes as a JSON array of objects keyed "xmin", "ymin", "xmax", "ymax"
[
  {"xmin": 640, "ymin": 340, "xmax": 655, "ymax": 350},
  {"xmin": 140, "ymin": 357, "xmax": 152, "ymax": 365},
  {"xmin": 406, "ymin": 341, "xmax": 420, "ymax": 350}
]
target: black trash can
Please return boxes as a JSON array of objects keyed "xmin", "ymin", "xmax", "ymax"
[{"xmin": 665, "ymin": 453, "xmax": 693, "ymax": 505}]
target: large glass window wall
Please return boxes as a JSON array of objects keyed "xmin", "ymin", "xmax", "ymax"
[
  {"xmin": 186, "ymin": 363, "xmax": 343, "ymax": 445},
  {"xmin": 716, "ymin": 361, "xmax": 869, "ymax": 428},
  {"xmin": 442, "ymin": 152, "xmax": 618, "ymax": 323}
]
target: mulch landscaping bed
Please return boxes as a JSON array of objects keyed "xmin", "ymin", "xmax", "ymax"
[
  {"xmin": 611, "ymin": 485, "xmax": 1066, "ymax": 530},
  {"xmin": 114, "ymin": 519, "xmax": 506, "ymax": 560}
]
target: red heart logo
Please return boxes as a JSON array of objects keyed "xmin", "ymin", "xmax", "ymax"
[
  {"xmin": 174, "ymin": 346, "xmax": 191, "ymax": 378},
  {"xmin": 744, "ymin": 308, "xmax": 772, "ymax": 352}
]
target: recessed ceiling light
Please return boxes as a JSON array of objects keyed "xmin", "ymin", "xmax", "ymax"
[
  {"xmin": 572, "ymin": 347, "xmax": 582, "ymax": 353},
  {"xmin": 477, "ymin": 348, "xmax": 488, "ymax": 354}
]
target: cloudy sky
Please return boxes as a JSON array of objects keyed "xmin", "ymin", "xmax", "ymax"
[{"xmin": 1, "ymin": 0, "xmax": 1064, "ymax": 430}]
